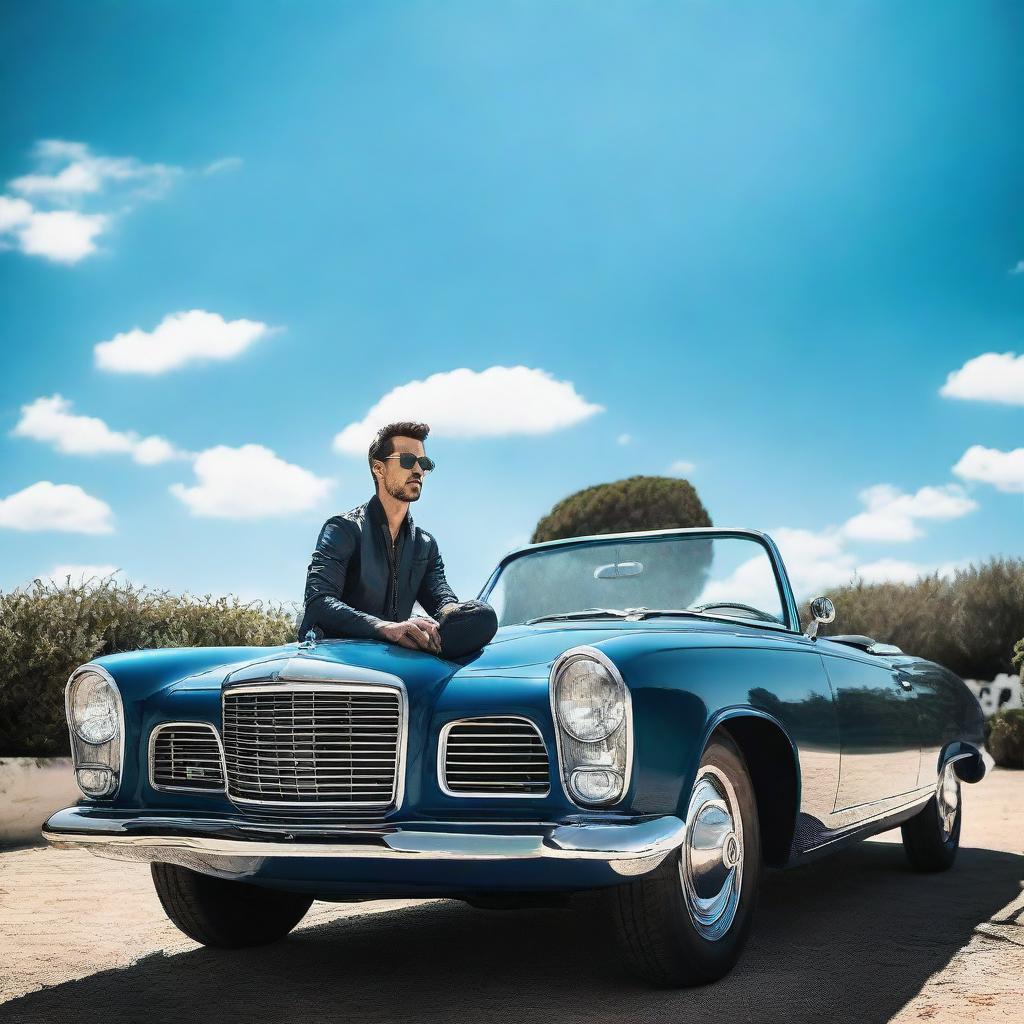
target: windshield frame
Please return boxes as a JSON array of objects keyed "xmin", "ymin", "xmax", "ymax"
[{"xmin": 476, "ymin": 527, "xmax": 800, "ymax": 633}]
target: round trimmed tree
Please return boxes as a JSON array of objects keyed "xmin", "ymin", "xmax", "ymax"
[
  {"xmin": 495, "ymin": 476, "xmax": 714, "ymax": 625},
  {"xmin": 531, "ymin": 475, "xmax": 712, "ymax": 543}
]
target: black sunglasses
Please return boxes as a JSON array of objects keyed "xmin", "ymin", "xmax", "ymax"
[{"xmin": 384, "ymin": 453, "xmax": 435, "ymax": 472}]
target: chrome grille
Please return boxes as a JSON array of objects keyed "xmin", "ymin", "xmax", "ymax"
[
  {"xmin": 441, "ymin": 717, "xmax": 550, "ymax": 796},
  {"xmin": 150, "ymin": 723, "xmax": 225, "ymax": 792},
  {"xmin": 222, "ymin": 685, "xmax": 402, "ymax": 806}
]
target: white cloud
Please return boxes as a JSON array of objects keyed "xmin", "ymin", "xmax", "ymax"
[
  {"xmin": 13, "ymin": 162, "xmax": 108, "ymax": 198},
  {"xmin": 15, "ymin": 209, "xmax": 108, "ymax": 263},
  {"xmin": 170, "ymin": 444, "xmax": 333, "ymax": 519},
  {"xmin": 772, "ymin": 527, "xmax": 856, "ymax": 596},
  {"xmin": 47, "ymin": 564, "xmax": 123, "ymax": 586},
  {"xmin": 940, "ymin": 352, "xmax": 1024, "ymax": 406},
  {"xmin": 203, "ymin": 157, "xmax": 243, "ymax": 175},
  {"xmin": 853, "ymin": 558, "xmax": 933, "ymax": 585},
  {"xmin": 94, "ymin": 310, "xmax": 273, "ymax": 374},
  {"xmin": 132, "ymin": 436, "xmax": 182, "ymax": 465},
  {"xmin": 698, "ymin": 551, "xmax": 790, "ymax": 612},
  {"xmin": 33, "ymin": 140, "xmax": 90, "ymax": 161},
  {"xmin": 9, "ymin": 139, "xmax": 180, "ymax": 200},
  {"xmin": 841, "ymin": 483, "xmax": 977, "ymax": 542},
  {"xmin": 850, "ymin": 559, "xmax": 961, "ymax": 585},
  {"xmin": 0, "ymin": 481, "xmax": 113, "ymax": 534},
  {"xmin": 0, "ymin": 140, "xmax": 188, "ymax": 264},
  {"xmin": 12, "ymin": 394, "xmax": 186, "ymax": 464},
  {"xmin": 1010, "ymin": 260, "xmax": 1024, "ymax": 275},
  {"xmin": 667, "ymin": 459, "xmax": 696, "ymax": 476},
  {"xmin": 616, "ymin": 433, "xmax": 632, "ymax": 446},
  {"xmin": 952, "ymin": 445, "xmax": 1024, "ymax": 493},
  {"xmin": 333, "ymin": 366, "xmax": 604, "ymax": 455},
  {"xmin": 770, "ymin": 529, "xmax": 962, "ymax": 599},
  {"xmin": 694, "ymin": 529, "xmax": 853, "ymax": 612},
  {"xmin": 0, "ymin": 196, "xmax": 32, "ymax": 231},
  {"xmin": 709, "ymin": 480, "xmax": 977, "ymax": 605},
  {"xmin": 675, "ymin": 497, "xmax": 972, "ymax": 609}
]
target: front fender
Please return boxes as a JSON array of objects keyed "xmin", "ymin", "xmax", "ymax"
[{"xmin": 596, "ymin": 638, "xmax": 839, "ymax": 826}]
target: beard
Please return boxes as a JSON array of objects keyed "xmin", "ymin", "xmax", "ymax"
[{"xmin": 384, "ymin": 477, "xmax": 422, "ymax": 502}]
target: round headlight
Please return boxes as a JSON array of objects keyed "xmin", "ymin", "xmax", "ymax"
[
  {"xmin": 555, "ymin": 656, "xmax": 625, "ymax": 742},
  {"xmin": 70, "ymin": 671, "xmax": 119, "ymax": 744}
]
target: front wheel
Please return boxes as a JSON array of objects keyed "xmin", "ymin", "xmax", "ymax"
[
  {"xmin": 151, "ymin": 863, "xmax": 314, "ymax": 947},
  {"xmin": 901, "ymin": 761, "xmax": 962, "ymax": 872},
  {"xmin": 608, "ymin": 734, "xmax": 762, "ymax": 987}
]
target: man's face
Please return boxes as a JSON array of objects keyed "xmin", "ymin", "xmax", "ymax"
[{"xmin": 376, "ymin": 436, "xmax": 428, "ymax": 503}]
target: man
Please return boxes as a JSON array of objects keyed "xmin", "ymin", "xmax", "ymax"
[{"xmin": 298, "ymin": 421, "xmax": 495, "ymax": 656}]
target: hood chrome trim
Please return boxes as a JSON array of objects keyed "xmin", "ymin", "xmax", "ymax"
[{"xmin": 223, "ymin": 656, "xmax": 405, "ymax": 689}]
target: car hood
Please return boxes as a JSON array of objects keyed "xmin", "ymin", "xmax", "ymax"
[
  {"xmin": 456, "ymin": 618, "xmax": 798, "ymax": 675},
  {"xmin": 162, "ymin": 616, "xmax": 790, "ymax": 701}
]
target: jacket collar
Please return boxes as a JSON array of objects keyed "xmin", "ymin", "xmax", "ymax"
[{"xmin": 367, "ymin": 492, "xmax": 414, "ymax": 537}]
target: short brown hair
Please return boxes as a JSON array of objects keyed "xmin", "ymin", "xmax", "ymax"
[{"xmin": 368, "ymin": 421, "xmax": 430, "ymax": 490}]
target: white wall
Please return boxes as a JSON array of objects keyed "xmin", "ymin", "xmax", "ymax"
[
  {"xmin": 965, "ymin": 674, "xmax": 1023, "ymax": 717},
  {"xmin": 0, "ymin": 758, "xmax": 78, "ymax": 849}
]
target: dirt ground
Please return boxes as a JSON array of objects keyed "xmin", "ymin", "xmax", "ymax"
[{"xmin": 1, "ymin": 769, "xmax": 1021, "ymax": 1024}]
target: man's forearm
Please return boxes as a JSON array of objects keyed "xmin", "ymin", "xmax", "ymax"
[{"xmin": 305, "ymin": 594, "xmax": 385, "ymax": 640}]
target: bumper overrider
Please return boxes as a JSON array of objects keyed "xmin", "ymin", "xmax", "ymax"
[{"xmin": 43, "ymin": 807, "xmax": 685, "ymax": 889}]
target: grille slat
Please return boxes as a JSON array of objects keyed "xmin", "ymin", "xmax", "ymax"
[
  {"xmin": 223, "ymin": 687, "xmax": 402, "ymax": 806},
  {"xmin": 151, "ymin": 724, "xmax": 226, "ymax": 791},
  {"xmin": 442, "ymin": 717, "xmax": 549, "ymax": 796}
]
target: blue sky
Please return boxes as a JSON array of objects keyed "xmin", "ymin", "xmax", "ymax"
[{"xmin": 2, "ymin": 0, "xmax": 1023, "ymax": 608}]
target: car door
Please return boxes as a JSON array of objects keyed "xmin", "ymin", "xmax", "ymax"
[{"xmin": 821, "ymin": 650, "xmax": 921, "ymax": 813}]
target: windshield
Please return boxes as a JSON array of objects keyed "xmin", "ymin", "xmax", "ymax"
[{"xmin": 481, "ymin": 533, "xmax": 788, "ymax": 629}]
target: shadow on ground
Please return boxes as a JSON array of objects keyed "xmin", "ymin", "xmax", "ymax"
[{"xmin": 6, "ymin": 841, "xmax": 1022, "ymax": 1024}]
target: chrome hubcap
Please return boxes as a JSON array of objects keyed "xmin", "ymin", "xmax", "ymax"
[
  {"xmin": 679, "ymin": 766, "xmax": 744, "ymax": 941},
  {"xmin": 937, "ymin": 763, "xmax": 960, "ymax": 841}
]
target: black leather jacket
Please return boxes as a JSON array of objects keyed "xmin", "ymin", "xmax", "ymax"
[{"xmin": 298, "ymin": 494, "xmax": 459, "ymax": 641}]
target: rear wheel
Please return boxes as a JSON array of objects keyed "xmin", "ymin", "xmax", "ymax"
[
  {"xmin": 901, "ymin": 761, "xmax": 961, "ymax": 872},
  {"xmin": 151, "ymin": 862, "xmax": 313, "ymax": 947},
  {"xmin": 608, "ymin": 735, "xmax": 762, "ymax": 986}
]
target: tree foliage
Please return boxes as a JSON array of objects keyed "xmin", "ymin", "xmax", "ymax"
[
  {"xmin": 532, "ymin": 475, "xmax": 712, "ymax": 543},
  {"xmin": 804, "ymin": 558, "xmax": 1024, "ymax": 680},
  {"xmin": 0, "ymin": 575, "xmax": 296, "ymax": 756}
]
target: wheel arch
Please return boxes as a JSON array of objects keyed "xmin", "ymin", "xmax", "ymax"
[{"xmin": 705, "ymin": 709, "xmax": 802, "ymax": 868}]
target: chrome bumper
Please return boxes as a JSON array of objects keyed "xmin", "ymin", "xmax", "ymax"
[{"xmin": 42, "ymin": 807, "xmax": 685, "ymax": 877}]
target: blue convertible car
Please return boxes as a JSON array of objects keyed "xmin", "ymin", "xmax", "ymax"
[{"xmin": 44, "ymin": 528, "xmax": 988, "ymax": 986}]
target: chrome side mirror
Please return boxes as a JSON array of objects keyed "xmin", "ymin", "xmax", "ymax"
[{"xmin": 805, "ymin": 596, "xmax": 835, "ymax": 640}]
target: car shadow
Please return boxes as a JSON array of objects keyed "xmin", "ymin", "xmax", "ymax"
[{"xmin": 5, "ymin": 841, "xmax": 1021, "ymax": 1024}]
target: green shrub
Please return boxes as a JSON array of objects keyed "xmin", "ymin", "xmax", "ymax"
[
  {"xmin": 532, "ymin": 475, "xmax": 711, "ymax": 543},
  {"xmin": 986, "ymin": 709, "xmax": 1024, "ymax": 769},
  {"xmin": 804, "ymin": 558, "xmax": 1024, "ymax": 680},
  {"xmin": 0, "ymin": 575, "xmax": 296, "ymax": 757}
]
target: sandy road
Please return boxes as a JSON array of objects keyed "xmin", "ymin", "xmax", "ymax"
[{"xmin": 1, "ymin": 770, "xmax": 1021, "ymax": 1024}]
